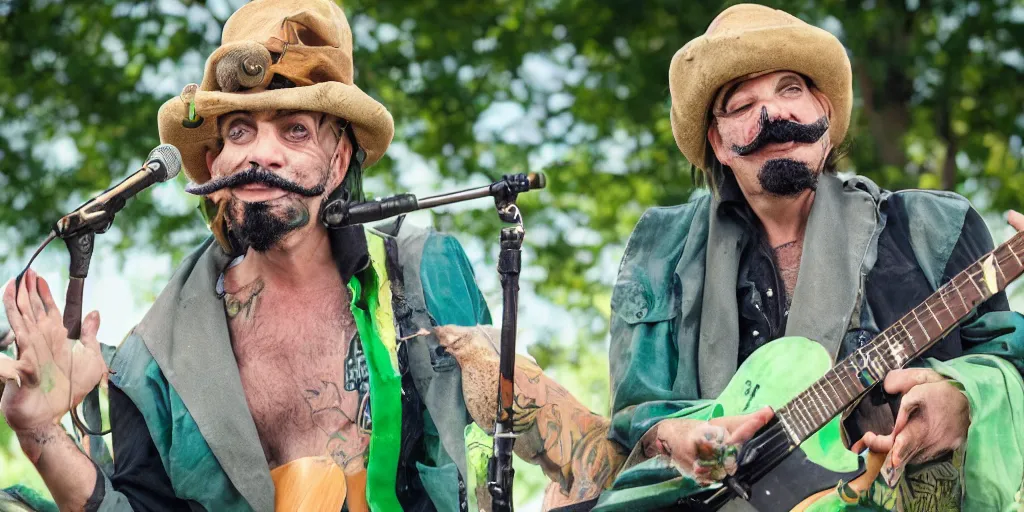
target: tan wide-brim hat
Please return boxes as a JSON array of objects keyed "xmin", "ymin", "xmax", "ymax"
[
  {"xmin": 669, "ymin": 4, "xmax": 852, "ymax": 170},
  {"xmin": 157, "ymin": 0, "xmax": 394, "ymax": 185}
]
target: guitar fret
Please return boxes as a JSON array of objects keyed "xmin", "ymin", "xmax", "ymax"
[
  {"xmin": 807, "ymin": 385, "xmax": 828, "ymax": 426},
  {"xmin": 911, "ymin": 309, "xmax": 928, "ymax": 340},
  {"xmin": 924, "ymin": 300, "xmax": 941, "ymax": 331},
  {"xmin": 953, "ymin": 277, "xmax": 970, "ymax": 311},
  {"xmin": 1011, "ymin": 247, "xmax": 1023, "ymax": 267},
  {"xmin": 776, "ymin": 412, "xmax": 800, "ymax": 445},
  {"xmin": 885, "ymin": 335, "xmax": 904, "ymax": 369},
  {"xmin": 790, "ymin": 402, "xmax": 810, "ymax": 437},
  {"xmin": 897, "ymin": 319, "xmax": 916, "ymax": 354},
  {"xmin": 822, "ymin": 377, "xmax": 840, "ymax": 410},
  {"xmin": 937, "ymin": 288, "xmax": 951, "ymax": 318},
  {"xmin": 795, "ymin": 401, "xmax": 814, "ymax": 437},
  {"xmin": 968, "ymin": 272, "xmax": 984, "ymax": 299}
]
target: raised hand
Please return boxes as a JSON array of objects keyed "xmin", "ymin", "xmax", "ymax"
[{"xmin": 0, "ymin": 269, "xmax": 107, "ymax": 457}]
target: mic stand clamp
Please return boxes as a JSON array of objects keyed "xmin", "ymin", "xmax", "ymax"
[{"xmin": 487, "ymin": 178, "xmax": 526, "ymax": 512}]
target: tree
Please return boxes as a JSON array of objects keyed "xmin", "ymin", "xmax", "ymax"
[{"xmin": 1, "ymin": 0, "xmax": 1022, "ymax": 503}]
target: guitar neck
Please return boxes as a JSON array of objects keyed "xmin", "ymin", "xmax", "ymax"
[{"xmin": 775, "ymin": 231, "xmax": 1024, "ymax": 443}]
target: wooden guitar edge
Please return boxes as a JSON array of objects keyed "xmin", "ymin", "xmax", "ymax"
[{"xmin": 791, "ymin": 451, "xmax": 886, "ymax": 511}]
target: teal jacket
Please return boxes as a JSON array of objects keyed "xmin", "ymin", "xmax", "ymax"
[{"xmin": 602, "ymin": 175, "xmax": 1024, "ymax": 511}]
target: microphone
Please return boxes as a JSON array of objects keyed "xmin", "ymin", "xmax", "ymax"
[
  {"xmin": 54, "ymin": 144, "xmax": 182, "ymax": 238},
  {"xmin": 322, "ymin": 172, "xmax": 547, "ymax": 228}
]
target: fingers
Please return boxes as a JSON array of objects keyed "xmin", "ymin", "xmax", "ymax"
[
  {"xmin": 80, "ymin": 311, "xmax": 102, "ymax": 351},
  {"xmin": 883, "ymin": 368, "xmax": 945, "ymax": 395},
  {"xmin": 35, "ymin": 277, "xmax": 62, "ymax": 322},
  {"xmin": 27, "ymin": 275, "xmax": 50, "ymax": 322},
  {"xmin": 852, "ymin": 430, "xmax": 895, "ymax": 454},
  {"xmin": 15, "ymin": 271, "xmax": 37, "ymax": 325},
  {"xmin": 890, "ymin": 388, "xmax": 924, "ymax": 439},
  {"xmin": 2, "ymin": 279, "xmax": 27, "ymax": 339},
  {"xmin": 0, "ymin": 354, "xmax": 24, "ymax": 387},
  {"xmin": 1008, "ymin": 210, "xmax": 1024, "ymax": 232},
  {"xmin": 725, "ymin": 407, "xmax": 774, "ymax": 445},
  {"xmin": 890, "ymin": 428, "xmax": 917, "ymax": 468}
]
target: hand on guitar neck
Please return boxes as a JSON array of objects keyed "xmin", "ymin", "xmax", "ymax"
[
  {"xmin": 848, "ymin": 210, "xmax": 1023, "ymax": 485},
  {"xmin": 638, "ymin": 408, "xmax": 774, "ymax": 485},
  {"xmin": 850, "ymin": 368, "xmax": 970, "ymax": 484}
]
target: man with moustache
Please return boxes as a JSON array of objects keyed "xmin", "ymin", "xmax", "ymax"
[
  {"xmin": 0, "ymin": 1, "xmax": 493, "ymax": 511},
  {"xmin": 595, "ymin": 4, "xmax": 1024, "ymax": 511}
]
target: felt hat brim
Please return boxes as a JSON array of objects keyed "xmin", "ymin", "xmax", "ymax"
[
  {"xmin": 669, "ymin": 14, "xmax": 852, "ymax": 170},
  {"xmin": 158, "ymin": 81, "xmax": 394, "ymax": 185}
]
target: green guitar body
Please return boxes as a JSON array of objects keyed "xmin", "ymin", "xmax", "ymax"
[
  {"xmin": 591, "ymin": 337, "xmax": 865, "ymax": 511},
  {"xmin": 712, "ymin": 336, "xmax": 860, "ymax": 475}
]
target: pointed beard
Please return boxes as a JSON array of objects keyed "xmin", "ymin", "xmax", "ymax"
[
  {"xmin": 758, "ymin": 158, "xmax": 819, "ymax": 197},
  {"xmin": 226, "ymin": 199, "xmax": 312, "ymax": 252}
]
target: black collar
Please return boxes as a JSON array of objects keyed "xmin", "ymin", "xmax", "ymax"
[{"xmin": 328, "ymin": 225, "xmax": 371, "ymax": 283}]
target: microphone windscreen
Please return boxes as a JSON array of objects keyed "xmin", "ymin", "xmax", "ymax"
[
  {"xmin": 149, "ymin": 144, "xmax": 183, "ymax": 182},
  {"xmin": 527, "ymin": 172, "xmax": 547, "ymax": 190}
]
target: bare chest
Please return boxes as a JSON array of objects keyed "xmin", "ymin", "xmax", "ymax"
[{"xmin": 225, "ymin": 282, "xmax": 370, "ymax": 472}]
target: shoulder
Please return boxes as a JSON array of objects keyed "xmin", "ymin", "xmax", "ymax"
[
  {"xmin": 885, "ymin": 188, "xmax": 981, "ymax": 248},
  {"xmin": 619, "ymin": 193, "xmax": 712, "ymax": 275},
  {"xmin": 379, "ymin": 223, "xmax": 474, "ymax": 275},
  {"xmin": 888, "ymin": 188, "xmax": 974, "ymax": 224},
  {"xmin": 611, "ymin": 194, "xmax": 712, "ymax": 323}
]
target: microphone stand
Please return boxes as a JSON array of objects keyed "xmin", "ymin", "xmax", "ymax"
[
  {"xmin": 486, "ymin": 183, "xmax": 524, "ymax": 512},
  {"xmin": 322, "ymin": 173, "xmax": 543, "ymax": 512}
]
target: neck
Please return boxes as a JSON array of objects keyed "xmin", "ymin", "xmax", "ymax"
[
  {"xmin": 236, "ymin": 224, "xmax": 339, "ymax": 289},
  {"xmin": 747, "ymin": 188, "xmax": 815, "ymax": 248}
]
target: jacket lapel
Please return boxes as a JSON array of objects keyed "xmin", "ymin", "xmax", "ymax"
[
  {"xmin": 138, "ymin": 240, "xmax": 275, "ymax": 511},
  {"xmin": 784, "ymin": 174, "xmax": 880, "ymax": 358},
  {"xmin": 697, "ymin": 197, "xmax": 746, "ymax": 398}
]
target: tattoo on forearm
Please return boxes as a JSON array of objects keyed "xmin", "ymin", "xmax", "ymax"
[{"xmin": 509, "ymin": 358, "xmax": 627, "ymax": 500}]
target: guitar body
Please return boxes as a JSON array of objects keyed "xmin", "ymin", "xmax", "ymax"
[{"xmin": 707, "ymin": 336, "xmax": 867, "ymax": 510}]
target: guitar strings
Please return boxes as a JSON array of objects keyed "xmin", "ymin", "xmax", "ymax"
[{"xmin": 716, "ymin": 236, "xmax": 1024, "ymax": 487}]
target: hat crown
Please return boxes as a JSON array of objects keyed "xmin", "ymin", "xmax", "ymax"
[
  {"xmin": 199, "ymin": 0, "xmax": 356, "ymax": 94},
  {"xmin": 222, "ymin": 0, "xmax": 352, "ymax": 51},
  {"xmin": 667, "ymin": 3, "xmax": 852, "ymax": 171},
  {"xmin": 704, "ymin": 4, "xmax": 803, "ymax": 37}
]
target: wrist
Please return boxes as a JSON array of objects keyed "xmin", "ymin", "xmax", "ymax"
[{"xmin": 15, "ymin": 423, "xmax": 64, "ymax": 465}]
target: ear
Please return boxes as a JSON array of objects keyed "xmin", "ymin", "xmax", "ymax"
[
  {"xmin": 328, "ymin": 132, "xmax": 353, "ymax": 192},
  {"xmin": 205, "ymin": 148, "xmax": 216, "ymax": 173},
  {"xmin": 707, "ymin": 121, "xmax": 733, "ymax": 167}
]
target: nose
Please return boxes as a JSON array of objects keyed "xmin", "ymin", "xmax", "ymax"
[{"xmin": 246, "ymin": 129, "xmax": 287, "ymax": 171}]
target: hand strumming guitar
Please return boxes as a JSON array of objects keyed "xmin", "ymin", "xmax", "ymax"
[{"xmin": 639, "ymin": 407, "xmax": 774, "ymax": 485}]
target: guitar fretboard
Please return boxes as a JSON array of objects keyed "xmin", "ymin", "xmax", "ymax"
[{"xmin": 774, "ymin": 231, "xmax": 1024, "ymax": 443}]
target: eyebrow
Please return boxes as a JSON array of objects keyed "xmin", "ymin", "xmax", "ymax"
[
  {"xmin": 717, "ymin": 81, "xmax": 746, "ymax": 112},
  {"xmin": 775, "ymin": 74, "xmax": 804, "ymax": 90}
]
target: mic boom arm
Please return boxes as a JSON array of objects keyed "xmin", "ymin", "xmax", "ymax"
[{"xmin": 321, "ymin": 172, "xmax": 546, "ymax": 228}]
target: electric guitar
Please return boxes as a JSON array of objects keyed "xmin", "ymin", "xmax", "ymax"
[{"xmin": 682, "ymin": 229, "xmax": 1024, "ymax": 510}]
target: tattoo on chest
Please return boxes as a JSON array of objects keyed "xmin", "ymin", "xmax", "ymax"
[
  {"xmin": 224, "ymin": 278, "xmax": 265, "ymax": 320},
  {"xmin": 299, "ymin": 334, "xmax": 372, "ymax": 474},
  {"xmin": 343, "ymin": 332, "xmax": 372, "ymax": 431},
  {"xmin": 304, "ymin": 379, "xmax": 369, "ymax": 473}
]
